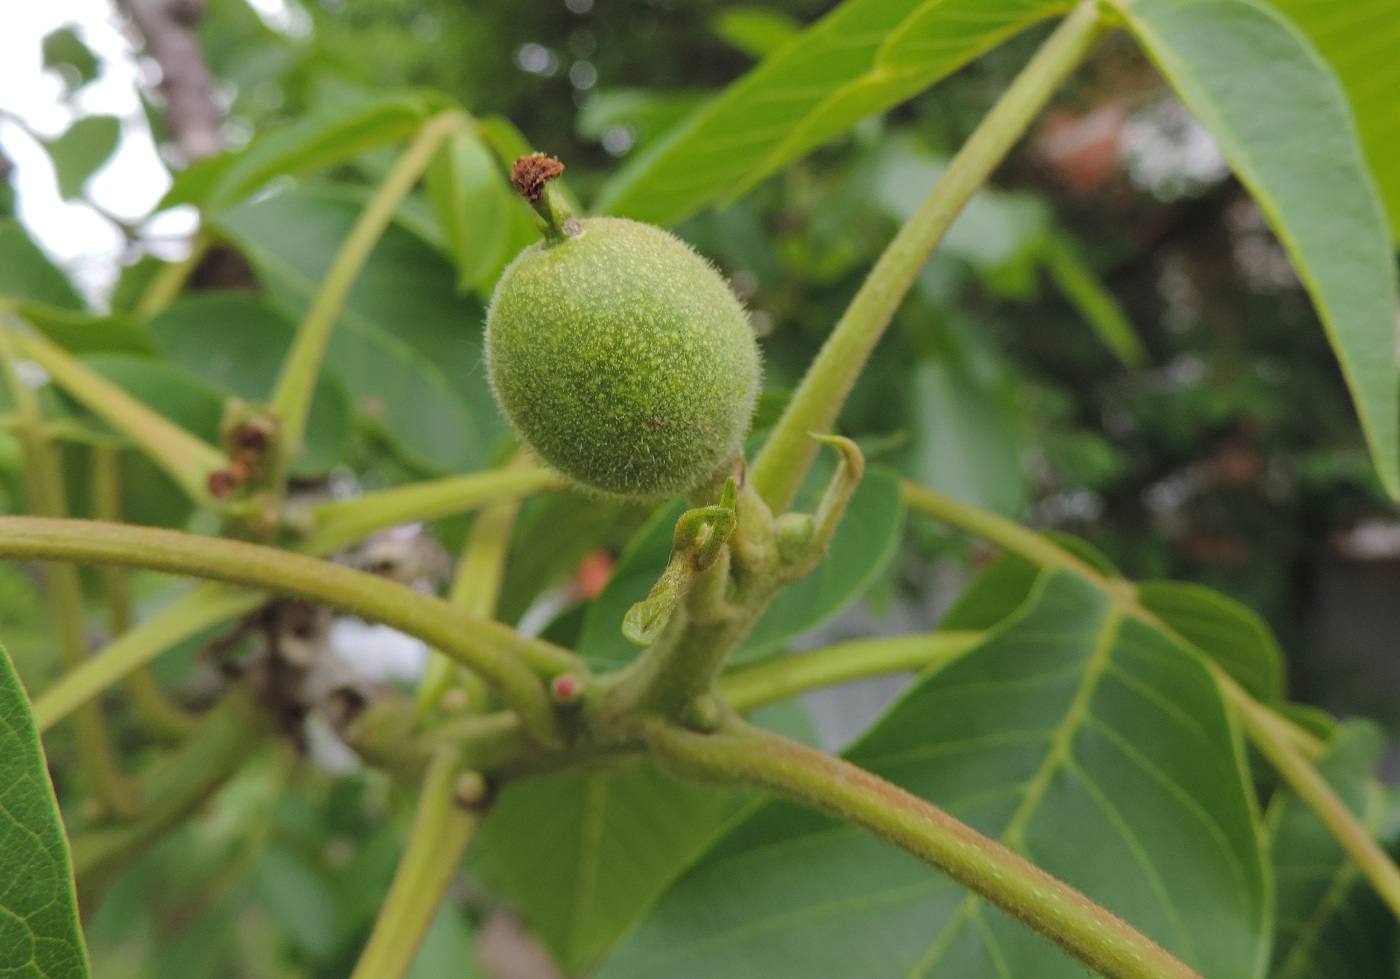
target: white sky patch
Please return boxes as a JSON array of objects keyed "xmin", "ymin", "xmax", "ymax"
[{"xmin": 0, "ymin": 0, "xmax": 174, "ymax": 303}]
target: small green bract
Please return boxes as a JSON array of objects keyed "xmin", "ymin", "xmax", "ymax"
[{"xmin": 485, "ymin": 217, "xmax": 762, "ymax": 499}]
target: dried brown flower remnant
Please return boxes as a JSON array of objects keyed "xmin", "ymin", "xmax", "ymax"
[{"xmin": 511, "ymin": 154, "xmax": 566, "ymax": 203}]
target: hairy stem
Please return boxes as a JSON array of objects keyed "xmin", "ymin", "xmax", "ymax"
[
  {"xmin": 719, "ymin": 631, "xmax": 985, "ymax": 713},
  {"xmin": 297, "ymin": 465, "xmax": 561, "ymax": 557},
  {"xmin": 649, "ymin": 720, "xmax": 1200, "ymax": 979},
  {"xmin": 270, "ymin": 110, "xmax": 467, "ymax": 459},
  {"xmin": 0, "ymin": 517, "xmax": 579, "ymax": 742},
  {"xmin": 92, "ymin": 445, "xmax": 196, "ymax": 740},
  {"xmin": 750, "ymin": 0, "xmax": 1106, "ymax": 513},
  {"xmin": 350, "ymin": 747, "xmax": 484, "ymax": 979},
  {"xmin": 12, "ymin": 328, "xmax": 225, "ymax": 506},
  {"xmin": 1229, "ymin": 676, "xmax": 1400, "ymax": 920}
]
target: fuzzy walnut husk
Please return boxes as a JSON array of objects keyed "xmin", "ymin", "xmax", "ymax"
[{"xmin": 485, "ymin": 217, "xmax": 761, "ymax": 499}]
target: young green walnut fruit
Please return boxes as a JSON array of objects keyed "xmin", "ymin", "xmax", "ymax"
[{"xmin": 485, "ymin": 211, "xmax": 762, "ymax": 499}]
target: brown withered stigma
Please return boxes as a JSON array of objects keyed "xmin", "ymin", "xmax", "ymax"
[{"xmin": 511, "ymin": 154, "xmax": 565, "ymax": 203}]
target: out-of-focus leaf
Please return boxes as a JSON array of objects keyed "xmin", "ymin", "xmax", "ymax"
[
  {"xmin": 44, "ymin": 116, "xmax": 121, "ymax": 200},
  {"xmin": 1136, "ymin": 579, "xmax": 1284, "ymax": 703},
  {"xmin": 251, "ymin": 845, "xmax": 344, "ymax": 961},
  {"xmin": 19, "ymin": 304, "xmax": 158, "ymax": 357},
  {"xmin": 711, "ymin": 8, "xmax": 802, "ymax": 60},
  {"xmin": 163, "ymin": 93, "xmax": 437, "ymax": 210},
  {"xmin": 595, "ymin": 0, "xmax": 1069, "ymax": 226},
  {"xmin": 578, "ymin": 467, "xmax": 904, "ymax": 669},
  {"xmin": 473, "ymin": 760, "xmax": 742, "ymax": 974},
  {"xmin": 150, "ymin": 294, "xmax": 352, "ymax": 476},
  {"xmin": 603, "ymin": 570, "xmax": 1269, "ymax": 979},
  {"xmin": 216, "ymin": 189, "xmax": 504, "ymax": 473},
  {"xmin": 1267, "ymin": 720, "xmax": 1398, "ymax": 978},
  {"xmin": 1123, "ymin": 0, "xmax": 1400, "ymax": 498},
  {"xmin": 1039, "ymin": 234, "xmax": 1146, "ymax": 367},
  {"xmin": 577, "ymin": 90, "xmax": 712, "ymax": 154},
  {"xmin": 43, "ymin": 26, "xmax": 100, "ymax": 91},
  {"xmin": 1266, "ymin": 0, "xmax": 1400, "ymax": 236},
  {"xmin": 0, "ymin": 642, "xmax": 91, "ymax": 979},
  {"xmin": 0, "ymin": 220, "xmax": 84, "ymax": 311},
  {"xmin": 911, "ymin": 356, "xmax": 1026, "ymax": 517},
  {"xmin": 408, "ymin": 905, "xmax": 485, "ymax": 979}
]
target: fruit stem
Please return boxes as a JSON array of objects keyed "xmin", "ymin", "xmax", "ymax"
[{"xmin": 511, "ymin": 154, "xmax": 580, "ymax": 244}]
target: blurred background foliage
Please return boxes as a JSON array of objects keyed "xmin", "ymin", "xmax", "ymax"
[{"xmin": 3, "ymin": 0, "xmax": 1399, "ymax": 975}]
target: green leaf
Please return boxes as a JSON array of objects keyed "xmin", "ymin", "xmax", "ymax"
[
  {"xmin": 0, "ymin": 642, "xmax": 91, "ymax": 979},
  {"xmin": 0, "ymin": 220, "xmax": 84, "ymax": 311},
  {"xmin": 910, "ymin": 357, "xmax": 1027, "ymax": 517},
  {"xmin": 595, "ymin": 0, "xmax": 1069, "ymax": 226},
  {"xmin": 424, "ymin": 128, "xmax": 511, "ymax": 292},
  {"xmin": 76, "ymin": 355, "xmax": 226, "ymax": 446},
  {"xmin": 164, "ymin": 93, "xmax": 435, "ymax": 210},
  {"xmin": 578, "ymin": 467, "xmax": 904, "ymax": 669},
  {"xmin": 1266, "ymin": 0, "xmax": 1400, "ymax": 236},
  {"xmin": 19, "ymin": 304, "xmax": 158, "ymax": 357},
  {"xmin": 1267, "ymin": 719, "xmax": 1398, "ymax": 978},
  {"xmin": 216, "ymin": 189, "xmax": 504, "ymax": 473},
  {"xmin": 42, "ymin": 27, "xmax": 100, "ymax": 91},
  {"xmin": 473, "ymin": 760, "xmax": 742, "ymax": 974},
  {"xmin": 1038, "ymin": 234, "xmax": 1146, "ymax": 368},
  {"xmin": 149, "ymin": 295, "xmax": 352, "ymax": 477},
  {"xmin": 1136, "ymin": 579, "xmax": 1285, "ymax": 703},
  {"xmin": 44, "ymin": 116, "xmax": 121, "ymax": 200},
  {"xmin": 1122, "ymin": 0, "xmax": 1400, "ymax": 498},
  {"xmin": 408, "ymin": 905, "xmax": 484, "ymax": 979},
  {"xmin": 602, "ymin": 571, "xmax": 1269, "ymax": 978},
  {"xmin": 711, "ymin": 8, "xmax": 802, "ymax": 60}
]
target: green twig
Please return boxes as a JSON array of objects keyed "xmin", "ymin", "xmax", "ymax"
[
  {"xmin": 749, "ymin": 0, "xmax": 1107, "ymax": 513},
  {"xmin": 270, "ymin": 110, "xmax": 468, "ymax": 460},
  {"xmin": 648, "ymin": 719, "xmax": 1201, "ymax": 979},
  {"xmin": 296, "ymin": 464, "xmax": 561, "ymax": 557},
  {"xmin": 0, "ymin": 516, "xmax": 579, "ymax": 742},
  {"xmin": 719, "ymin": 631, "xmax": 985, "ymax": 713},
  {"xmin": 91, "ymin": 445, "xmax": 196, "ymax": 740},
  {"xmin": 12, "ymin": 329, "xmax": 226, "ymax": 507},
  {"xmin": 350, "ymin": 747, "xmax": 485, "ymax": 979}
]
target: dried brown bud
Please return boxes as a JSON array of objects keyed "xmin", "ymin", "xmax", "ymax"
[{"xmin": 511, "ymin": 154, "xmax": 566, "ymax": 203}]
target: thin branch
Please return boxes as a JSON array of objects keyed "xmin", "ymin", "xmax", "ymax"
[
  {"xmin": 719, "ymin": 631, "xmax": 985, "ymax": 713},
  {"xmin": 350, "ymin": 747, "xmax": 485, "ymax": 979},
  {"xmin": 648, "ymin": 719, "xmax": 1201, "ymax": 979},
  {"xmin": 117, "ymin": 0, "xmax": 222, "ymax": 162},
  {"xmin": 0, "ymin": 516, "xmax": 580, "ymax": 742},
  {"xmin": 749, "ymin": 1, "xmax": 1106, "ymax": 513}
]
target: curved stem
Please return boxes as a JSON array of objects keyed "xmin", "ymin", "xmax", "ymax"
[
  {"xmin": 270, "ymin": 110, "xmax": 468, "ymax": 459},
  {"xmin": 719, "ymin": 631, "xmax": 985, "ymax": 713},
  {"xmin": 12, "ymin": 329, "xmax": 225, "ymax": 506},
  {"xmin": 649, "ymin": 720, "xmax": 1200, "ymax": 979},
  {"xmin": 297, "ymin": 465, "xmax": 561, "ymax": 557},
  {"xmin": 1228, "ymin": 674, "xmax": 1400, "ymax": 920},
  {"xmin": 0, "ymin": 516, "xmax": 579, "ymax": 742},
  {"xmin": 350, "ymin": 747, "xmax": 484, "ymax": 979},
  {"xmin": 749, "ymin": 0, "xmax": 1106, "ymax": 513}
]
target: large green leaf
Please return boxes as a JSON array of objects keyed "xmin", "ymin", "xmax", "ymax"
[
  {"xmin": 0, "ymin": 642, "xmax": 90, "ymax": 979},
  {"xmin": 1123, "ymin": 0, "xmax": 1400, "ymax": 497},
  {"xmin": 0, "ymin": 221, "xmax": 84, "ymax": 311},
  {"xmin": 1267, "ymin": 719, "xmax": 1397, "ymax": 978},
  {"xmin": 18, "ymin": 304, "xmax": 157, "ymax": 358},
  {"xmin": 1136, "ymin": 580, "xmax": 1284, "ymax": 703},
  {"xmin": 149, "ymin": 295, "xmax": 352, "ymax": 477},
  {"xmin": 473, "ymin": 761, "xmax": 742, "ymax": 974},
  {"xmin": 216, "ymin": 189, "xmax": 504, "ymax": 473},
  {"xmin": 1266, "ymin": 0, "xmax": 1400, "ymax": 236},
  {"xmin": 595, "ymin": 0, "xmax": 1070, "ymax": 226},
  {"xmin": 577, "ymin": 467, "xmax": 904, "ymax": 670},
  {"xmin": 602, "ymin": 570, "xmax": 1269, "ymax": 978}
]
